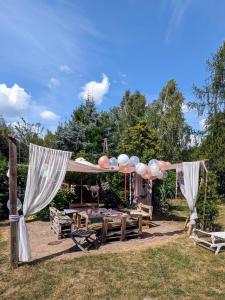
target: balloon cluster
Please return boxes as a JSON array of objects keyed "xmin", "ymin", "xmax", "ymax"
[{"xmin": 98, "ymin": 154, "xmax": 171, "ymax": 180}]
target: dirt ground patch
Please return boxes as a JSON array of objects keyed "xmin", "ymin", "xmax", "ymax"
[{"xmin": 0, "ymin": 219, "xmax": 184, "ymax": 263}]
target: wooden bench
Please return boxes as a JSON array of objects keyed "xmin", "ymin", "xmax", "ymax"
[
  {"xmin": 96, "ymin": 215, "xmax": 142, "ymax": 242},
  {"xmin": 120, "ymin": 203, "xmax": 153, "ymax": 226},
  {"xmin": 49, "ymin": 207, "xmax": 73, "ymax": 239}
]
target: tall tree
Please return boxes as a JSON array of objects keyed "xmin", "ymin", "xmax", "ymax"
[
  {"xmin": 43, "ymin": 130, "xmax": 57, "ymax": 148},
  {"xmin": 0, "ymin": 116, "xmax": 10, "ymax": 160},
  {"xmin": 111, "ymin": 90, "xmax": 147, "ymax": 156},
  {"xmin": 191, "ymin": 41, "xmax": 225, "ymax": 197},
  {"xmin": 191, "ymin": 41, "xmax": 225, "ymax": 116},
  {"xmin": 13, "ymin": 118, "xmax": 44, "ymax": 163},
  {"xmin": 147, "ymin": 80, "xmax": 191, "ymax": 162},
  {"xmin": 199, "ymin": 111, "xmax": 225, "ymax": 197},
  {"xmin": 118, "ymin": 120, "xmax": 160, "ymax": 162},
  {"xmin": 55, "ymin": 99, "xmax": 103, "ymax": 161}
]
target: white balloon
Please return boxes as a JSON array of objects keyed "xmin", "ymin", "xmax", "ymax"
[
  {"xmin": 135, "ymin": 163, "xmax": 147, "ymax": 175},
  {"xmin": 109, "ymin": 157, "xmax": 118, "ymax": 167},
  {"xmin": 7, "ymin": 198, "xmax": 22, "ymax": 211},
  {"xmin": 148, "ymin": 159, "xmax": 158, "ymax": 166},
  {"xmin": 149, "ymin": 164, "xmax": 160, "ymax": 176},
  {"xmin": 118, "ymin": 154, "xmax": 129, "ymax": 166},
  {"xmin": 130, "ymin": 156, "xmax": 140, "ymax": 166}
]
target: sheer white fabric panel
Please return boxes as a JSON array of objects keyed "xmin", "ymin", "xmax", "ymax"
[
  {"xmin": 179, "ymin": 161, "xmax": 200, "ymax": 224},
  {"xmin": 19, "ymin": 144, "xmax": 72, "ymax": 261}
]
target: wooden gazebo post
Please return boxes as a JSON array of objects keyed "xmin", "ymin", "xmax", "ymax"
[{"xmin": 8, "ymin": 135, "xmax": 19, "ymax": 268}]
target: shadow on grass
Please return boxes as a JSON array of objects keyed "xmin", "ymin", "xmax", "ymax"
[
  {"xmin": 20, "ymin": 244, "xmax": 81, "ymax": 267},
  {"xmin": 141, "ymin": 229, "xmax": 184, "ymax": 239}
]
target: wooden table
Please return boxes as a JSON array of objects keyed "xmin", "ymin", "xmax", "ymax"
[{"xmin": 75, "ymin": 209, "xmax": 124, "ymax": 228}]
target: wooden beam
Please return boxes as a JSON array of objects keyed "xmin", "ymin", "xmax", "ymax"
[
  {"xmin": 8, "ymin": 135, "xmax": 18, "ymax": 268},
  {"xmin": 202, "ymin": 161, "xmax": 208, "ymax": 229}
]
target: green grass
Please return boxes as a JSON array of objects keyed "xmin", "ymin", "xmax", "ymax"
[
  {"xmin": 1, "ymin": 201, "xmax": 225, "ymax": 300},
  {"xmin": 1, "ymin": 231, "xmax": 225, "ymax": 300}
]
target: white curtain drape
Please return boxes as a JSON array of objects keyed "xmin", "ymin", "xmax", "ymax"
[
  {"xmin": 178, "ymin": 161, "xmax": 200, "ymax": 224},
  {"xmin": 18, "ymin": 144, "xmax": 72, "ymax": 261}
]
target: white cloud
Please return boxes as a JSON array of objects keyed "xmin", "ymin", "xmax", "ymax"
[
  {"xmin": 182, "ymin": 104, "xmax": 190, "ymax": 113},
  {"xmin": 48, "ymin": 77, "xmax": 60, "ymax": 88},
  {"xmin": 0, "ymin": 83, "xmax": 31, "ymax": 118},
  {"xmin": 40, "ymin": 110, "xmax": 59, "ymax": 120},
  {"xmin": 79, "ymin": 73, "xmax": 110, "ymax": 104},
  {"xmin": 59, "ymin": 65, "xmax": 71, "ymax": 73},
  {"xmin": 165, "ymin": 0, "xmax": 192, "ymax": 44}
]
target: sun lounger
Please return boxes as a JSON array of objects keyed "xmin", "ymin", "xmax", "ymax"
[{"xmin": 191, "ymin": 229, "xmax": 225, "ymax": 255}]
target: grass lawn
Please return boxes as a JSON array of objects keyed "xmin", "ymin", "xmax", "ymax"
[{"xmin": 1, "ymin": 200, "xmax": 225, "ymax": 300}]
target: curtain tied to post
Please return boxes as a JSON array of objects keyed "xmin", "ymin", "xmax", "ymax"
[
  {"xmin": 178, "ymin": 161, "xmax": 200, "ymax": 225},
  {"xmin": 18, "ymin": 144, "xmax": 72, "ymax": 262}
]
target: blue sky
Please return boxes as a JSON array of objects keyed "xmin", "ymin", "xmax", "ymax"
[{"xmin": 0, "ymin": 0, "xmax": 224, "ymax": 132}]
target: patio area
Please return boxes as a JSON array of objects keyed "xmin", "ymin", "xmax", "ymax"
[{"xmin": 20, "ymin": 219, "xmax": 183, "ymax": 263}]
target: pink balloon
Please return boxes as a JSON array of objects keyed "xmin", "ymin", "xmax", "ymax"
[
  {"xmin": 165, "ymin": 162, "xmax": 172, "ymax": 169},
  {"xmin": 158, "ymin": 161, "xmax": 167, "ymax": 171},
  {"xmin": 119, "ymin": 165, "xmax": 131, "ymax": 173},
  {"xmin": 98, "ymin": 156, "xmax": 109, "ymax": 169},
  {"xmin": 142, "ymin": 168, "xmax": 152, "ymax": 179}
]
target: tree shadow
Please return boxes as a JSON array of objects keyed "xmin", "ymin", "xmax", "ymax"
[
  {"xmin": 141, "ymin": 229, "xmax": 184, "ymax": 239},
  {"xmin": 19, "ymin": 244, "xmax": 84, "ymax": 266}
]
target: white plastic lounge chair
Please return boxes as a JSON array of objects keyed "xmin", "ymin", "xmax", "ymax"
[{"xmin": 191, "ymin": 228, "xmax": 225, "ymax": 255}]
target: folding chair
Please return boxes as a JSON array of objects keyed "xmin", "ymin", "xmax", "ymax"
[{"xmin": 69, "ymin": 229, "xmax": 101, "ymax": 252}]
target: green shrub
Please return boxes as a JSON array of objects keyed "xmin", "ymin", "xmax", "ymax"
[
  {"xmin": 0, "ymin": 160, "xmax": 8, "ymax": 219},
  {"xmin": 196, "ymin": 172, "xmax": 220, "ymax": 230},
  {"xmin": 152, "ymin": 170, "xmax": 176, "ymax": 213},
  {"xmin": 35, "ymin": 188, "xmax": 76, "ymax": 219}
]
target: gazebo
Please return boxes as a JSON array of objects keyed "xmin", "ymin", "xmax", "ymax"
[{"xmin": 8, "ymin": 140, "xmax": 208, "ymax": 267}]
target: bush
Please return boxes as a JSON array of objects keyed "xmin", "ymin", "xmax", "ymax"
[
  {"xmin": 0, "ymin": 161, "xmax": 28, "ymax": 219},
  {"xmin": 152, "ymin": 170, "xmax": 176, "ymax": 213},
  {"xmin": 196, "ymin": 172, "xmax": 220, "ymax": 230},
  {"xmin": 35, "ymin": 188, "xmax": 76, "ymax": 219},
  {"xmin": 0, "ymin": 160, "xmax": 8, "ymax": 219}
]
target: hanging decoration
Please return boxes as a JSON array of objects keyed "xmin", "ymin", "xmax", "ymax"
[
  {"xmin": 148, "ymin": 160, "xmax": 159, "ymax": 176},
  {"xmin": 109, "ymin": 157, "xmax": 118, "ymax": 168},
  {"xmin": 118, "ymin": 154, "xmax": 130, "ymax": 166},
  {"xmin": 98, "ymin": 155, "xmax": 110, "ymax": 169},
  {"xmin": 135, "ymin": 163, "xmax": 147, "ymax": 175},
  {"xmin": 130, "ymin": 156, "xmax": 140, "ymax": 166},
  {"xmin": 97, "ymin": 153, "xmax": 171, "ymax": 180}
]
